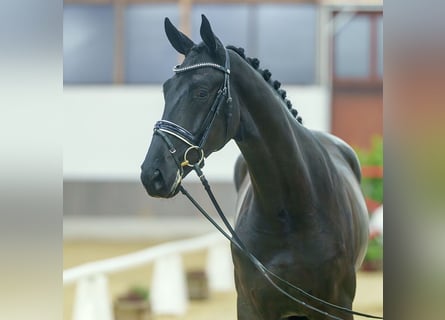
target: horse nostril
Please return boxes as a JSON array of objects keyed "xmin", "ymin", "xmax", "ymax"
[
  {"xmin": 141, "ymin": 168, "xmax": 166, "ymax": 197},
  {"xmin": 151, "ymin": 169, "xmax": 165, "ymax": 194}
]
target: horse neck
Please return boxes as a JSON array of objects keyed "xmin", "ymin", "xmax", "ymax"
[{"xmin": 230, "ymin": 52, "xmax": 314, "ymax": 212}]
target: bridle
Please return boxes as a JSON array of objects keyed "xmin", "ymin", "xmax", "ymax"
[
  {"xmin": 153, "ymin": 48, "xmax": 232, "ymax": 176},
  {"xmin": 152, "ymin": 48, "xmax": 383, "ymax": 320}
]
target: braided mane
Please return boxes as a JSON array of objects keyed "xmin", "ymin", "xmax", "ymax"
[{"xmin": 226, "ymin": 46, "xmax": 303, "ymax": 124}]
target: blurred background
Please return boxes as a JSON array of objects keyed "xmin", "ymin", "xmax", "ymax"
[{"xmin": 63, "ymin": 0, "xmax": 383, "ymax": 319}]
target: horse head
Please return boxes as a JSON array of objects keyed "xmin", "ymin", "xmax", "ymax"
[{"xmin": 141, "ymin": 15, "xmax": 240, "ymax": 198}]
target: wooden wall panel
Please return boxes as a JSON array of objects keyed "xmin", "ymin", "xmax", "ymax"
[{"xmin": 331, "ymin": 90, "xmax": 382, "ymax": 150}]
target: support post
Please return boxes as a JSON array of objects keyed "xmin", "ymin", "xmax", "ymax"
[
  {"xmin": 72, "ymin": 274, "xmax": 113, "ymax": 320},
  {"xmin": 206, "ymin": 241, "xmax": 234, "ymax": 292},
  {"xmin": 150, "ymin": 254, "xmax": 188, "ymax": 315}
]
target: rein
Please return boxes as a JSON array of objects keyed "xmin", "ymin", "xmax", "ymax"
[
  {"xmin": 181, "ymin": 165, "xmax": 383, "ymax": 320},
  {"xmin": 153, "ymin": 48, "xmax": 383, "ymax": 320}
]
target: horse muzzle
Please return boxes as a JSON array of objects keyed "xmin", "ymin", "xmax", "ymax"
[{"xmin": 140, "ymin": 166, "xmax": 182, "ymax": 198}]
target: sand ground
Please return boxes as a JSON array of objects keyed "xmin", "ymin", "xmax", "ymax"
[{"xmin": 64, "ymin": 240, "xmax": 383, "ymax": 320}]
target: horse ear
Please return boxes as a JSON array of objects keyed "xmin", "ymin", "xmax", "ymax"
[
  {"xmin": 200, "ymin": 14, "xmax": 217, "ymax": 53},
  {"xmin": 164, "ymin": 17, "xmax": 194, "ymax": 55}
]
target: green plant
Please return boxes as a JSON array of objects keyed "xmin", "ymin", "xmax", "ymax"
[
  {"xmin": 365, "ymin": 237, "xmax": 383, "ymax": 261},
  {"xmin": 118, "ymin": 285, "xmax": 149, "ymax": 301},
  {"xmin": 355, "ymin": 136, "xmax": 383, "ymax": 166},
  {"xmin": 355, "ymin": 136, "xmax": 384, "ymax": 268},
  {"xmin": 355, "ymin": 136, "xmax": 383, "ymax": 203}
]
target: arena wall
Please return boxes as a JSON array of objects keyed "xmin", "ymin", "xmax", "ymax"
[{"xmin": 64, "ymin": 85, "xmax": 329, "ymax": 236}]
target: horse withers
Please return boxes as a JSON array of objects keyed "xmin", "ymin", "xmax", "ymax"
[{"xmin": 141, "ymin": 15, "xmax": 369, "ymax": 320}]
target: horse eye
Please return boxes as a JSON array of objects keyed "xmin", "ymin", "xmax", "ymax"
[{"xmin": 196, "ymin": 88, "xmax": 208, "ymax": 99}]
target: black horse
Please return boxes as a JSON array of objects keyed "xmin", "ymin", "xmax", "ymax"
[{"xmin": 141, "ymin": 15, "xmax": 369, "ymax": 320}]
